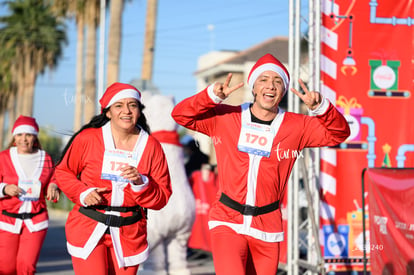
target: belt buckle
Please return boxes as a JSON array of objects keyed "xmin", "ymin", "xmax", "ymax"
[
  {"xmin": 242, "ymin": 205, "xmax": 258, "ymax": 216},
  {"xmin": 105, "ymin": 214, "xmax": 122, "ymax": 227},
  {"xmin": 105, "ymin": 214, "xmax": 113, "ymax": 226},
  {"xmin": 21, "ymin": 213, "xmax": 31, "ymax": 219}
]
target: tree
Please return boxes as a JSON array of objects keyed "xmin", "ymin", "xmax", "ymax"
[
  {"xmin": 38, "ymin": 128, "xmax": 64, "ymax": 163},
  {"xmin": 50, "ymin": 0, "xmax": 101, "ymax": 128},
  {"xmin": 0, "ymin": 0, "xmax": 67, "ymax": 117},
  {"xmin": 0, "ymin": 47, "xmax": 16, "ymax": 148},
  {"xmin": 49, "ymin": 0, "xmax": 87, "ymax": 132},
  {"xmin": 106, "ymin": 0, "xmax": 124, "ymax": 85},
  {"xmin": 83, "ymin": 0, "xmax": 100, "ymax": 123}
]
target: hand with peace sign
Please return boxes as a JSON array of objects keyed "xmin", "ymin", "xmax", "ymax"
[
  {"xmin": 213, "ymin": 73, "xmax": 244, "ymax": 100},
  {"xmin": 290, "ymin": 79, "xmax": 322, "ymax": 111}
]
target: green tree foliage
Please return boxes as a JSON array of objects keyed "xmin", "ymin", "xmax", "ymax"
[
  {"xmin": 0, "ymin": 0, "xmax": 67, "ymax": 116},
  {"xmin": 38, "ymin": 128, "xmax": 63, "ymax": 164}
]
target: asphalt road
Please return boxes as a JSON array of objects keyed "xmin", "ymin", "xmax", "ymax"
[{"xmin": 36, "ymin": 210, "xmax": 215, "ymax": 275}]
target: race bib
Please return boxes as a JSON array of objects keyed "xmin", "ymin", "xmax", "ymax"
[
  {"xmin": 101, "ymin": 149, "xmax": 138, "ymax": 182},
  {"xmin": 18, "ymin": 179, "xmax": 41, "ymax": 201},
  {"xmin": 238, "ymin": 122, "xmax": 274, "ymax": 157}
]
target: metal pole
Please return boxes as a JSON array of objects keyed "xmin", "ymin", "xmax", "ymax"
[
  {"xmin": 293, "ymin": 0, "xmax": 301, "ymax": 274},
  {"xmin": 287, "ymin": 0, "xmax": 295, "ymax": 274},
  {"xmin": 362, "ymin": 168, "xmax": 368, "ymax": 275}
]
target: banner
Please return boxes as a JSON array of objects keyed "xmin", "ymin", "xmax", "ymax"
[
  {"xmin": 364, "ymin": 168, "xmax": 414, "ymax": 275},
  {"xmin": 320, "ymin": 0, "xmax": 414, "ymax": 272}
]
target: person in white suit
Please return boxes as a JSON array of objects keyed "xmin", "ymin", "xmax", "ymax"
[{"xmin": 140, "ymin": 92, "xmax": 196, "ymax": 275}]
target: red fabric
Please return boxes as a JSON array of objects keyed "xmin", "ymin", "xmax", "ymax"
[
  {"xmin": 247, "ymin": 53, "xmax": 290, "ymax": 91},
  {"xmin": 366, "ymin": 168, "xmax": 414, "ymax": 275},
  {"xmin": 55, "ymin": 126, "xmax": 171, "ymax": 264},
  {"xmin": 72, "ymin": 234, "xmax": 139, "ymax": 275},
  {"xmin": 12, "ymin": 115, "xmax": 39, "ymax": 135},
  {"xmin": 172, "ymin": 87, "xmax": 349, "ymax": 240},
  {"xmin": 0, "ymin": 148, "xmax": 55, "ymax": 232},
  {"xmin": 151, "ymin": 130, "xmax": 181, "ymax": 146},
  {"xmin": 188, "ymin": 170, "xmax": 218, "ymax": 251},
  {"xmin": 99, "ymin": 82, "xmax": 141, "ymax": 112},
  {"xmin": 210, "ymin": 226, "xmax": 280, "ymax": 275},
  {"xmin": 0, "ymin": 224, "xmax": 47, "ymax": 275}
]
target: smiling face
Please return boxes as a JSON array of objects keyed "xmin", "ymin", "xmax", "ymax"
[
  {"xmin": 14, "ymin": 133, "xmax": 37, "ymax": 154},
  {"xmin": 251, "ymin": 70, "xmax": 285, "ymax": 119},
  {"xmin": 105, "ymin": 98, "xmax": 141, "ymax": 132}
]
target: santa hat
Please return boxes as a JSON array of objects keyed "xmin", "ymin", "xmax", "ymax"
[
  {"xmin": 99, "ymin": 82, "xmax": 141, "ymax": 113},
  {"xmin": 247, "ymin": 53, "xmax": 290, "ymax": 94},
  {"xmin": 12, "ymin": 115, "xmax": 39, "ymax": 136}
]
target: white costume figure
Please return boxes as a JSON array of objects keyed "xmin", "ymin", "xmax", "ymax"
[{"xmin": 140, "ymin": 92, "xmax": 196, "ymax": 275}]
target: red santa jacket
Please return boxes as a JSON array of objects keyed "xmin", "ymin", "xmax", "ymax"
[
  {"xmin": 172, "ymin": 86, "xmax": 350, "ymax": 243},
  {"xmin": 55, "ymin": 122, "xmax": 171, "ymax": 267},
  {"xmin": 0, "ymin": 147, "xmax": 56, "ymax": 233}
]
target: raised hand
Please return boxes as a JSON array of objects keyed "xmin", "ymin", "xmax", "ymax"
[
  {"xmin": 290, "ymin": 79, "xmax": 322, "ymax": 111},
  {"xmin": 213, "ymin": 73, "xmax": 244, "ymax": 100}
]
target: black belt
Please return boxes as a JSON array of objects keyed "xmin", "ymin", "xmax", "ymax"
[
  {"xmin": 79, "ymin": 206, "xmax": 144, "ymax": 227},
  {"xmin": 219, "ymin": 193, "xmax": 280, "ymax": 216},
  {"xmin": 86, "ymin": 205, "xmax": 142, "ymax": 212},
  {"xmin": 2, "ymin": 208, "xmax": 45, "ymax": 219}
]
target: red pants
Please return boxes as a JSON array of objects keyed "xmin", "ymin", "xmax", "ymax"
[
  {"xmin": 0, "ymin": 224, "xmax": 47, "ymax": 275},
  {"xmin": 71, "ymin": 233, "xmax": 138, "ymax": 275},
  {"xmin": 210, "ymin": 226, "xmax": 280, "ymax": 275}
]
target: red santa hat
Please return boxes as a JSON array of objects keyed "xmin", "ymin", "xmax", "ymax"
[
  {"xmin": 99, "ymin": 82, "xmax": 142, "ymax": 113},
  {"xmin": 12, "ymin": 115, "xmax": 39, "ymax": 136},
  {"xmin": 247, "ymin": 53, "xmax": 290, "ymax": 95}
]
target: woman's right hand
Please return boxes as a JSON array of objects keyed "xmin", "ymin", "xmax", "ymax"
[
  {"xmin": 4, "ymin": 185, "xmax": 23, "ymax": 197},
  {"xmin": 84, "ymin": 187, "xmax": 107, "ymax": 206}
]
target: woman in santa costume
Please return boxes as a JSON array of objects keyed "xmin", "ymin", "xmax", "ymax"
[
  {"xmin": 172, "ymin": 53, "xmax": 350, "ymax": 275},
  {"xmin": 55, "ymin": 82, "xmax": 171, "ymax": 275},
  {"xmin": 0, "ymin": 115, "xmax": 60, "ymax": 275}
]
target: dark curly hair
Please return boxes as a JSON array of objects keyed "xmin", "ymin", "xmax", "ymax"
[{"xmin": 56, "ymin": 101, "xmax": 150, "ymax": 166}]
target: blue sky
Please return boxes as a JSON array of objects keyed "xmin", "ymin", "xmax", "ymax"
[{"xmin": 3, "ymin": 0, "xmax": 302, "ymax": 136}]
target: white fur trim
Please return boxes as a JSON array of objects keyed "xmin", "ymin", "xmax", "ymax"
[
  {"xmin": 248, "ymin": 64, "xmax": 289, "ymax": 94},
  {"xmin": 0, "ymin": 183, "xmax": 6, "ymax": 198},
  {"xmin": 67, "ymin": 223, "xmax": 107, "ymax": 259},
  {"xmin": 12, "ymin": 125, "xmax": 38, "ymax": 136},
  {"xmin": 129, "ymin": 175, "xmax": 149, "ymax": 192},
  {"xmin": 80, "ymin": 188, "xmax": 97, "ymax": 207},
  {"xmin": 208, "ymin": 220, "xmax": 284, "ymax": 242},
  {"xmin": 107, "ymin": 89, "xmax": 141, "ymax": 108},
  {"xmin": 308, "ymin": 96, "xmax": 329, "ymax": 115},
  {"xmin": 207, "ymin": 83, "xmax": 224, "ymax": 104}
]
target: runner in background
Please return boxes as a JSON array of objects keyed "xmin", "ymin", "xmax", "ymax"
[
  {"xmin": 188, "ymin": 163, "xmax": 218, "ymax": 253},
  {"xmin": 0, "ymin": 115, "xmax": 60, "ymax": 275}
]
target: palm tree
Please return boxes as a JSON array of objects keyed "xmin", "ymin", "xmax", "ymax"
[
  {"xmin": 106, "ymin": 0, "xmax": 124, "ymax": 85},
  {"xmin": 0, "ymin": 47, "xmax": 16, "ymax": 148},
  {"xmin": 50, "ymin": 0, "xmax": 104, "ymax": 130},
  {"xmin": 49, "ymin": 0, "xmax": 87, "ymax": 131},
  {"xmin": 83, "ymin": 0, "xmax": 100, "ymax": 123},
  {"xmin": 0, "ymin": 0, "xmax": 67, "ymax": 118},
  {"xmin": 52, "ymin": 0, "xmax": 129, "ymax": 130}
]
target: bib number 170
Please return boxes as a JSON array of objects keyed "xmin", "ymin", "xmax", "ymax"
[{"xmin": 245, "ymin": 133, "xmax": 267, "ymax": 146}]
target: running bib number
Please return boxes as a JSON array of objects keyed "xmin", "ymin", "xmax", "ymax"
[
  {"xmin": 18, "ymin": 179, "xmax": 41, "ymax": 201},
  {"xmin": 101, "ymin": 149, "xmax": 138, "ymax": 182},
  {"xmin": 238, "ymin": 122, "xmax": 274, "ymax": 157}
]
